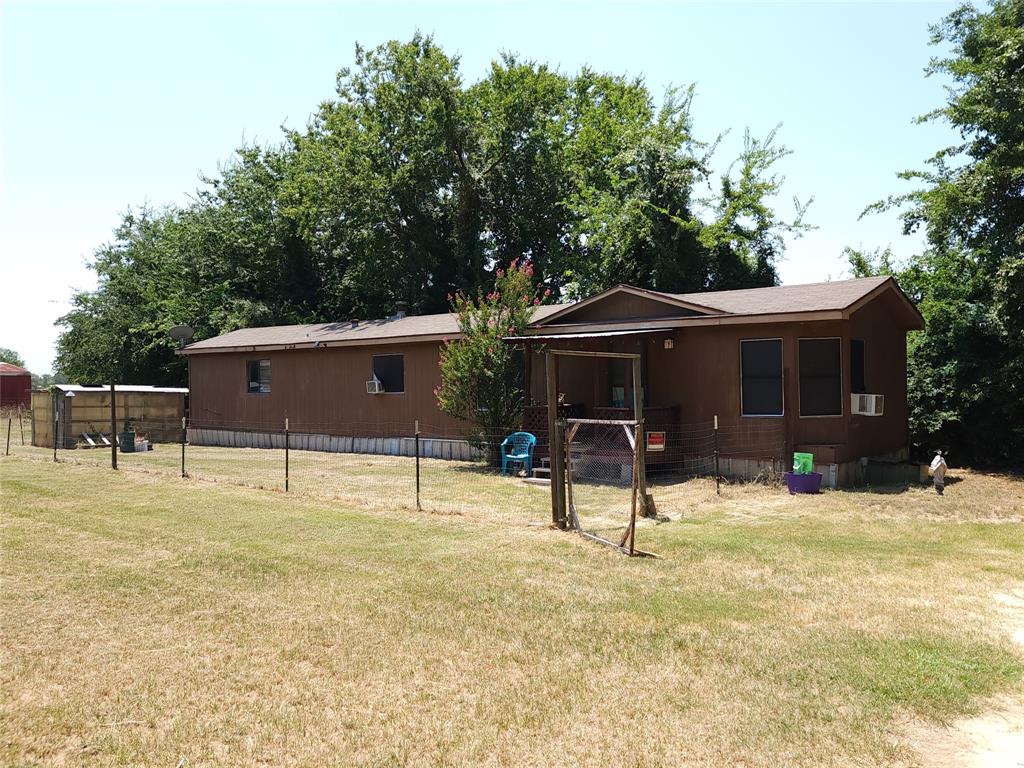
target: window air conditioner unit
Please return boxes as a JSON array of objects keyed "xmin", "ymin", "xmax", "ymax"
[
  {"xmin": 366, "ymin": 378, "xmax": 385, "ymax": 394},
  {"xmin": 851, "ymin": 393, "xmax": 884, "ymax": 416}
]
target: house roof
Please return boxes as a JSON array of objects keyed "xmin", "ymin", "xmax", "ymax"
[
  {"xmin": 179, "ymin": 304, "xmax": 569, "ymax": 355},
  {"xmin": 531, "ymin": 276, "xmax": 923, "ymax": 331},
  {"xmin": 666, "ymin": 276, "xmax": 893, "ymax": 315},
  {"xmin": 0, "ymin": 362, "xmax": 30, "ymax": 376},
  {"xmin": 180, "ymin": 276, "xmax": 923, "ymax": 355}
]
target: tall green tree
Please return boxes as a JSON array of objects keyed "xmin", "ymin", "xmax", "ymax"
[
  {"xmin": 56, "ymin": 34, "xmax": 809, "ymax": 387},
  {"xmin": 860, "ymin": 0, "xmax": 1023, "ymax": 464}
]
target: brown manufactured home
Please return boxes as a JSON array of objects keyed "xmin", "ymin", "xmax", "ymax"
[{"xmin": 180, "ymin": 276, "xmax": 923, "ymax": 484}]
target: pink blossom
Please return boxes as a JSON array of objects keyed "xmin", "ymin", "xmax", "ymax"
[
  {"xmin": 496, "ymin": 269, "xmax": 504, "ymax": 278},
  {"xmin": 510, "ymin": 258, "xmax": 518, "ymax": 269},
  {"xmin": 533, "ymin": 297, "xmax": 541, "ymax": 305},
  {"xmin": 544, "ymin": 288, "xmax": 552, "ymax": 297}
]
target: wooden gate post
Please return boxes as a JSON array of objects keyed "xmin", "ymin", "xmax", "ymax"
[
  {"xmin": 631, "ymin": 355, "xmax": 653, "ymax": 517},
  {"xmin": 545, "ymin": 351, "xmax": 564, "ymax": 528},
  {"xmin": 552, "ymin": 418, "xmax": 567, "ymax": 528}
]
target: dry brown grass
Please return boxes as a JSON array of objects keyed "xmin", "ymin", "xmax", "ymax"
[{"xmin": 1, "ymin": 457, "xmax": 1022, "ymax": 766}]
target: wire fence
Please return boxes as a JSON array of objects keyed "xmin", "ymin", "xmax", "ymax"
[
  {"xmin": 1, "ymin": 407, "xmax": 32, "ymax": 456},
  {"xmin": 4, "ymin": 413, "xmax": 786, "ymax": 526},
  {"xmin": 565, "ymin": 421, "xmax": 633, "ymax": 541}
]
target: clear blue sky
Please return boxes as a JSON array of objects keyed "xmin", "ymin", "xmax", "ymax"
[{"xmin": 1, "ymin": 1, "xmax": 959, "ymax": 374}]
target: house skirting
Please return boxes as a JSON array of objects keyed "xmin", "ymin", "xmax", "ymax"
[{"xmin": 187, "ymin": 428, "xmax": 482, "ymax": 461}]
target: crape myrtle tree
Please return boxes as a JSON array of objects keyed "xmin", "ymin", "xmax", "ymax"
[
  {"xmin": 435, "ymin": 261, "xmax": 552, "ymax": 464},
  {"xmin": 855, "ymin": 0, "xmax": 1024, "ymax": 465}
]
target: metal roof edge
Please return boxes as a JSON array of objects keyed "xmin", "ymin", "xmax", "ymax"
[{"xmin": 177, "ymin": 332, "xmax": 464, "ymax": 356}]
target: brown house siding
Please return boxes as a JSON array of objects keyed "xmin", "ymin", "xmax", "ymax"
[
  {"xmin": 526, "ymin": 315, "xmax": 910, "ymax": 463},
  {"xmin": 550, "ymin": 292, "xmax": 704, "ymax": 323},
  {"xmin": 189, "ymin": 341, "xmax": 463, "ymax": 435},
  {"xmin": 846, "ymin": 291, "xmax": 911, "ymax": 460},
  {"xmin": 184, "ymin": 279, "xmax": 919, "ymax": 473}
]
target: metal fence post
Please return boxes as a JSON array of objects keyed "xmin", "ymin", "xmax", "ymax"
[
  {"xmin": 714, "ymin": 414, "xmax": 720, "ymax": 496},
  {"xmin": 415, "ymin": 420, "xmax": 421, "ymax": 510},
  {"xmin": 110, "ymin": 383, "xmax": 118, "ymax": 470},
  {"xmin": 19, "ymin": 405, "xmax": 25, "ymax": 445},
  {"xmin": 5, "ymin": 416, "xmax": 11, "ymax": 456},
  {"xmin": 53, "ymin": 391, "xmax": 58, "ymax": 463},
  {"xmin": 181, "ymin": 416, "xmax": 187, "ymax": 478},
  {"xmin": 284, "ymin": 417, "xmax": 290, "ymax": 492}
]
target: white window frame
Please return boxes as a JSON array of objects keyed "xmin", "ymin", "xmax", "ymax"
[
  {"xmin": 797, "ymin": 336, "xmax": 844, "ymax": 418},
  {"xmin": 739, "ymin": 338, "xmax": 784, "ymax": 418}
]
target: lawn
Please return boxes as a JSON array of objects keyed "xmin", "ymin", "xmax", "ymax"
[{"xmin": 1, "ymin": 456, "xmax": 1022, "ymax": 766}]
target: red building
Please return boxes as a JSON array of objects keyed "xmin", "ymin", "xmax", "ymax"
[{"xmin": 0, "ymin": 363, "xmax": 31, "ymax": 409}]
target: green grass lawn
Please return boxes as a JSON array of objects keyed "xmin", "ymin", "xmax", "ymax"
[{"xmin": 1, "ymin": 456, "xmax": 1022, "ymax": 766}]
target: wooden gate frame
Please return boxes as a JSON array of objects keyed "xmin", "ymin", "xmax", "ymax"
[
  {"xmin": 564, "ymin": 418, "xmax": 653, "ymax": 556},
  {"xmin": 545, "ymin": 349, "xmax": 651, "ymax": 534}
]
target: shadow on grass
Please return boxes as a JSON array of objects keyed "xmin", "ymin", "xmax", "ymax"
[{"xmin": 835, "ymin": 474, "xmax": 964, "ymax": 495}]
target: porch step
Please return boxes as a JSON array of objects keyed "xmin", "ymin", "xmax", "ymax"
[
  {"xmin": 532, "ymin": 466, "xmax": 551, "ymax": 478},
  {"xmin": 522, "ymin": 477, "xmax": 550, "ymax": 486}
]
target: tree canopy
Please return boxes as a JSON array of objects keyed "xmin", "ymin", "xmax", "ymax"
[
  {"xmin": 855, "ymin": 0, "xmax": 1023, "ymax": 465},
  {"xmin": 55, "ymin": 34, "xmax": 808, "ymax": 386},
  {"xmin": 0, "ymin": 348, "xmax": 26, "ymax": 368}
]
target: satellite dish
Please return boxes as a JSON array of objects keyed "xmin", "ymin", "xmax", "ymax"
[{"xmin": 170, "ymin": 324, "xmax": 195, "ymax": 345}]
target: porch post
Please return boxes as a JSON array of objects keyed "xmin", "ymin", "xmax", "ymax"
[{"xmin": 524, "ymin": 342, "xmax": 533, "ymax": 406}]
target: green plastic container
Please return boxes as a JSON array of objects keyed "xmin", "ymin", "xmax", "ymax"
[
  {"xmin": 120, "ymin": 430, "xmax": 136, "ymax": 453},
  {"xmin": 793, "ymin": 452, "xmax": 814, "ymax": 475}
]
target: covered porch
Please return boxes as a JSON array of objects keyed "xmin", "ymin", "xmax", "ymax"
[{"xmin": 515, "ymin": 328, "xmax": 685, "ymax": 466}]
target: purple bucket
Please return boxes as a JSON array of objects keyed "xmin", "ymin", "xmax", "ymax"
[{"xmin": 784, "ymin": 471, "xmax": 822, "ymax": 494}]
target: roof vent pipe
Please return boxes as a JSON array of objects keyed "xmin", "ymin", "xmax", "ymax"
[{"xmin": 394, "ymin": 301, "xmax": 409, "ymax": 319}]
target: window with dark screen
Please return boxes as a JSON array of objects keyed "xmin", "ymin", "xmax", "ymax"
[
  {"xmin": 246, "ymin": 359, "xmax": 271, "ymax": 394},
  {"xmin": 799, "ymin": 338, "xmax": 842, "ymax": 416},
  {"xmin": 850, "ymin": 339, "xmax": 866, "ymax": 394},
  {"xmin": 740, "ymin": 339, "xmax": 784, "ymax": 416},
  {"xmin": 372, "ymin": 354, "xmax": 405, "ymax": 393}
]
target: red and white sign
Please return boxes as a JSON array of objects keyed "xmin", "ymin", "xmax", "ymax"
[{"xmin": 646, "ymin": 431, "xmax": 666, "ymax": 452}]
